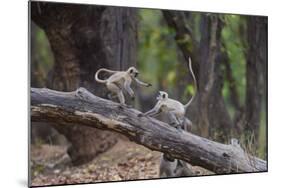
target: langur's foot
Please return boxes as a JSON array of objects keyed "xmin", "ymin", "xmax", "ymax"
[
  {"xmin": 118, "ymin": 104, "xmax": 125, "ymax": 110},
  {"xmin": 170, "ymin": 122, "xmax": 178, "ymax": 128},
  {"xmin": 137, "ymin": 113, "xmax": 144, "ymax": 117},
  {"xmin": 170, "ymin": 122, "xmax": 176, "ymax": 125}
]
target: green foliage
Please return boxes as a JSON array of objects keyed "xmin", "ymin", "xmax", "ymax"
[
  {"xmin": 184, "ymin": 84, "xmax": 195, "ymax": 97},
  {"xmin": 35, "ymin": 29, "xmax": 54, "ymax": 71},
  {"xmin": 32, "ymin": 163, "xmax": 45, "ymax": 178},
  {"xmin": 221, "ymin": 15, "xmax": 247, "ymax": 105},
  {"xmin": 138, "ymin": 9, "xmax": 178, "ymax": 92},
  {"xmin": 32, "ymin": 26, "xmax": 54, "ymax": 85}
]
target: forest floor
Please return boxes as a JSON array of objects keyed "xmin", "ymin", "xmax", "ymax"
[{"xmin": 31, "ymin": 138, "xmax": 212, "ymax": 187}]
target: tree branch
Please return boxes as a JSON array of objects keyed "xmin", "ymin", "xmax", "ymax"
[
  {"xmin": 162, "ymin": 10, "xmax": 195, "ymax": 64},
  {"xmin": 31, "ymin": 87, "xmax": 267, "ymax": 173}
]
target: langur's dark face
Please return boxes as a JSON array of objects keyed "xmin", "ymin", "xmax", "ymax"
[
  {"xmin": 157, "ymin": 91, "xmax": 168, "ymax": 100},
  {"xmin": 128, "ymin": 67, "xmax": 138, "ymax": 77},
  {"xmin": 134, "ymin": 72, "xmax": 139, "ymax": 77},
  {"xmin": 156, "ymin": 91, "xmax": 168, "ymax": 100}
]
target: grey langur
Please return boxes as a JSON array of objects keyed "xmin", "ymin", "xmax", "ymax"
[
  {"xmin": 95, "ymin": 67, "xmax": 151, "ymax": 105},
  {"xmin": 230, "ymin": 138, "xmax": 242, "ymax": 150},
  {"xmin": 159, "ymin": 154, "xmax": 194, "ymax": 178},
  {"xmin": 159, "ymin": 154, "xmax": 177, "ymax": 178},
  {"xmin": 140, "ymin": 57, "xmax": 197, "ymax": 130}
]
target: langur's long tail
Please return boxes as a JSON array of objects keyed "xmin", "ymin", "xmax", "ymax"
[
  {"xmin": 184, "ymin": 57, "xmax": 197, "ymax": 109},
  {"xmin": 95, "ymin": 68, "xmax": 118, "ymax": 84}
]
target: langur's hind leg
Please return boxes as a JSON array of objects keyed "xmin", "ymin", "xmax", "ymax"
[
  {"xmin": 167, "ymin": 112, "xmax": 181, "ymax": 129},
  {"xmin": 182, "ymin": 117, "xmax": 193, "ymax": 132},
  {"xmin": 106, "ymin": 83, "xmax": 125, "ymax": 104},
  {"xmin": 106, "ymin": 92, "xmax": 117, "ymax": 101}
]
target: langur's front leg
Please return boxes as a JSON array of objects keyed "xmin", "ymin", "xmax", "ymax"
[
  {"xmin": 134, "ymin": 77, "xmax": 152, "ymax": 87},
  {"xmin": 144, "ymin": 102, "xmax": 162, "ymax": 117},
  {"xmin": 124, "ymin": 80, "xmax": 135, "ymax": 100},
  {"xmin": 144, "ymin": 109, "xmax": 161, "ymax": 117},
  {"xmin": 138, "ymin": 103, "xmax": 161, "ymax": 117},
  {"xmin": 107, "ymin": 83, "xmax": 125, "ymax": 105}
]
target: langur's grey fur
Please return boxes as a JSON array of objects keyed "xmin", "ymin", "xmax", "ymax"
[{"xmin": 95, "ymin": 67, "xmax": 151, "ymax": 105}]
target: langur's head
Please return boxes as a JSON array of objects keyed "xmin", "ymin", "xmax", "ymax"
[
  {"xmin": 230, "ymin": 138, "xmax": 240, "ymax": 146},
  {"xmin": 157, "ymin": 91, "xmax": 168, "ymax": 101},
  {"xmin": 127, "ymin": 67, "xmax": 139, "ymax": 77}
]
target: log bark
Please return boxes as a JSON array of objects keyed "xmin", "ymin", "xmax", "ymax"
[{"xmin": 31, "ymin": 87, "xmax": 267, "ymax": 173}]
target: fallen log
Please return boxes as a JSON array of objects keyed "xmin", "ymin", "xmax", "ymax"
[{"xmin": 31, "ymin": 87, "xmax": 267, "ymax": 174}]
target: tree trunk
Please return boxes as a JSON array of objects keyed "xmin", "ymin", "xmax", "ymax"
[
  {"xmin": 163, "ymin": 12, "xmax": 233, "ymax": 142},
  {"xmin": 244, "ymin": 16, "xmax": 267, "ymax": 148},
  {"xmin": 221, "ymin": 49, "xmax": 244, "ymax": 136},
  {"xmin": 31, "ymin": 87, "xmax": 267, "ymax": 173},
  {"xmin": 196, "ymin": 15, "xmax": 233, "ymax": 142},
  {"xmin": 162, "ymin": 10, "xmax": 198, "ymax": 74},
  {"xmin": 31, "ymin": 2, "xmax": 137, "ymax": 165}
]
